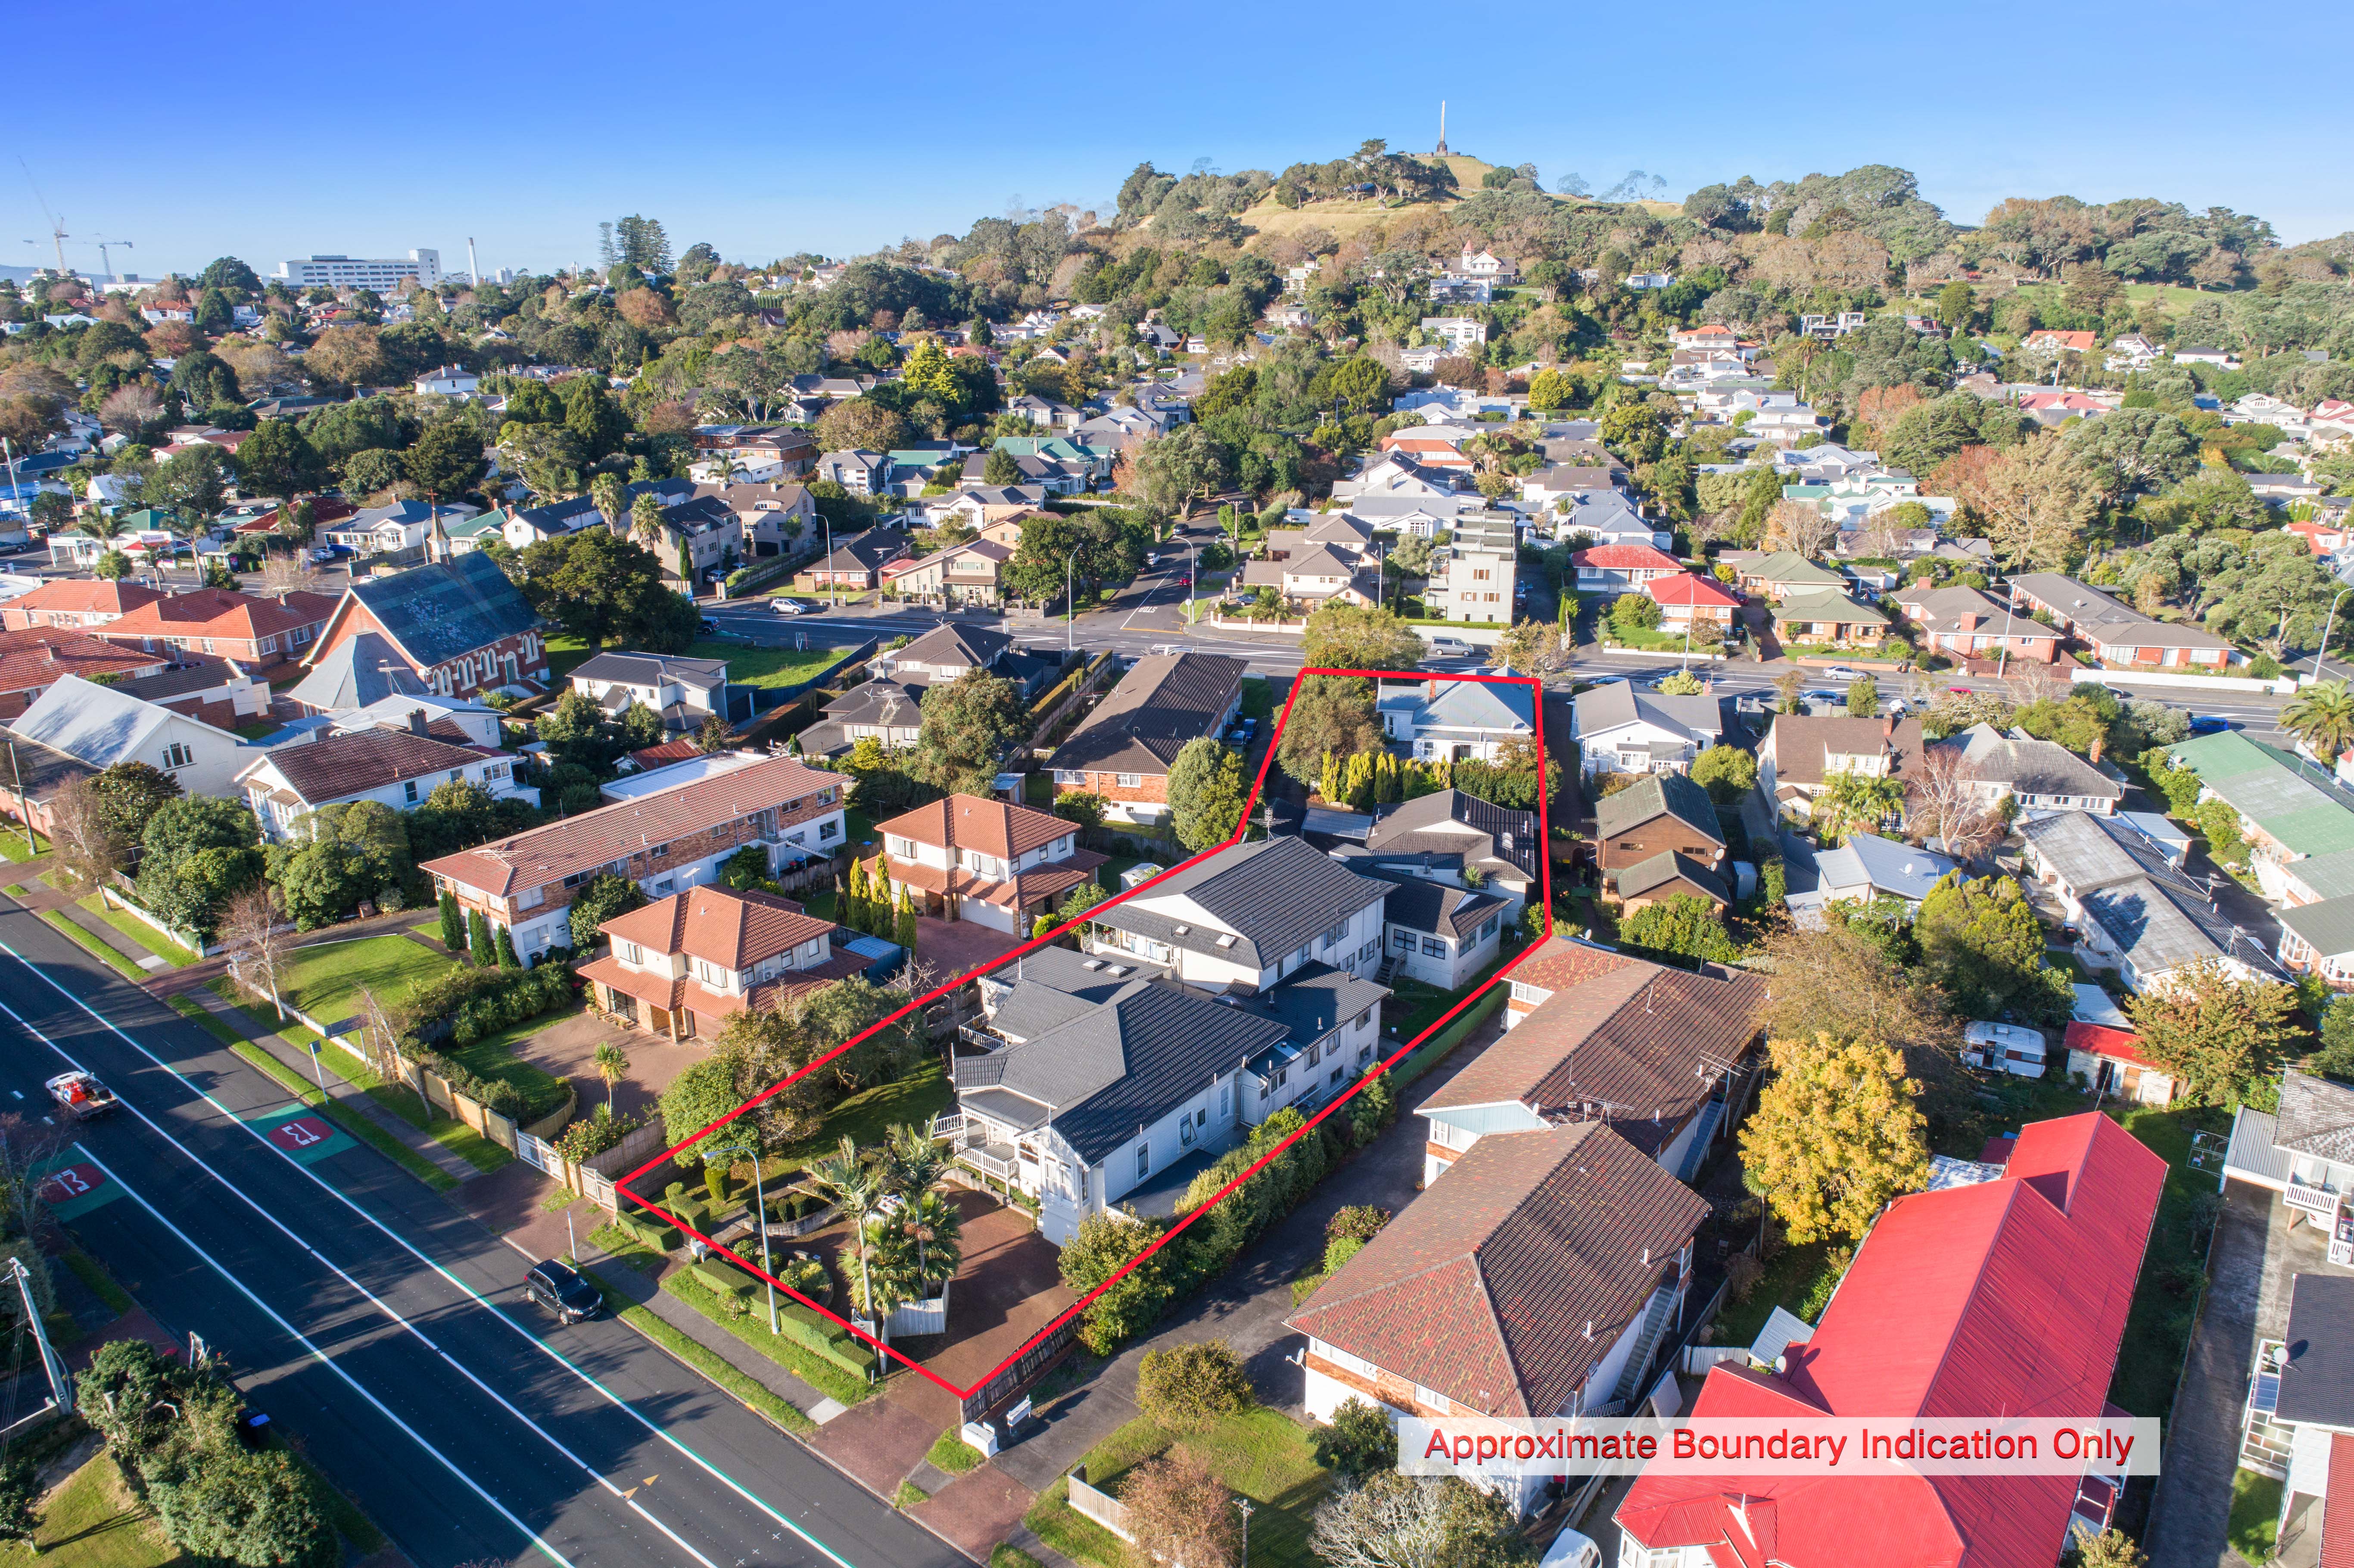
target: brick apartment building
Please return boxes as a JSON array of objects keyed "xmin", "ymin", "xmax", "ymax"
[
  {"xmin": 0, "ymin": 580, "xmax": 165, "ymax": 632},
  {"xmin": 90, "ymin": 587, "xmax": 338, "ymax": 669},
  {"xmin": 420, "ymin": 753, "xmax": 845, "ymax": 961}
]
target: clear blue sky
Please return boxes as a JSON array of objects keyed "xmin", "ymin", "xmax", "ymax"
[{"xmin": 13, "ymin": 1, "xmax": 2350, "ymax": 280}]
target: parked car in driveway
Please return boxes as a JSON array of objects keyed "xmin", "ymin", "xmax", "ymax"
[{"xmin": 1427, "ymin": 637, "xmax": 1475, "ymax": 657}]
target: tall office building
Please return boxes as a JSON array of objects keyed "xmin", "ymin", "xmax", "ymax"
[{"xmin": 273, "ymin": 249, "xmax": 442, "ymax": 292}]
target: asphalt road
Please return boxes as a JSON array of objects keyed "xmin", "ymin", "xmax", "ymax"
[{"xmin": 0, "ymin": 895, "xmax": 961, "ymax": 1568}]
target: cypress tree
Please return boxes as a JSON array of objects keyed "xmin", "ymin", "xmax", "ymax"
[
  {"xmin": 894, "ymin": 888, "xmax": 919, "ymax": 952},
  {"xmin": 495, "ymin": 925, "xmax": 522, "ymax": 969},
  {"xmin": 438, "ymin": 889, "xmax": 465, "ymax": 951},
  {"xmin": 466, "ymin": 908, "xmax": 494, "ymax": 968}
]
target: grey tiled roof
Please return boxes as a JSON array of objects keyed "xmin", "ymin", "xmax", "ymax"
[
  {"xmin": 1614, "ymin": 849, "xmax": 1728, "ymax": 904},
  {"xmin": 1090, "ymin": 835, "xmax": 1392, "ymax": 971},
  {"xmin": 1362, "ymin": 789, "xmax": 1539, "ymax": 882},
  {"xmin": 345, "ymin": 551, "xmax": 540, "ymax": 670},
  {"xmin": 1593, "ymin": 770, "xmax": 1722, "ymax": 845},
  {"xmin": 571, "ymin": 652, "xmax": 729, "ymax": 693},
  {"xmin": 952, "ymin": 978, "xmax": 1289, "ymax": 1163},
  {"xmin": 2276, "ymin": 1070, "xmax": 2354, "ymax": 1164},
  {"xmin": 1369, "ymin": 872, "xmax": 1505, "ymax": 938},
  {"xmin": 1044, "ymin": 653, "xmax": 1244, "ymax": 777}
]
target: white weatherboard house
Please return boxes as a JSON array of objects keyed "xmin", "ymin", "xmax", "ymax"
[
  {"xmin": 1085, "ymin": 834, "xmax": 1390, "ymax": 992},
  {"xmin": 237, "ymin": 715, "xmax": 533, "ymax": 842},
  {"xmin": 9, "ymin": 674, "xmax": 254, "ymax": 799},
  {"xmin": 1377, "ymin": 678, "xmax": 1536, "ymax": 764},
  {"xmin": 1571, "ymin": 684, "xmax": 1724, "ymax": 778},
  {"xmin": 940, "ymin": 960, "xmax": 1387, "ymax": 1244}
]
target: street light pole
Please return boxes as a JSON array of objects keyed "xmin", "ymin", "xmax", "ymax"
[
  {"xmin": 1065, "ymin": 547, "xmax": 1080, "ymax": 654},
  {"xmin": 1236, "ymin": 1497, "xmax": 1254, "ymax": 1563},
  {"xmin": 2320, "ymin": 585, "xmax": 2353, "ymax": 685}
]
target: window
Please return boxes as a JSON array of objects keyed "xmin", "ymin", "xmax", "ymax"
[
  {"xmin": 259, "ymin": 636, "xmax": 278, "ymax": 653},
  {"xmin": 1394, "ymin": 928, "xmax": 1414, "ymax": 952},
  {"xmin": 1422, "ymin": 936, "xmax": 1447, "ymax": 957},
  {"xmin": 1358, "ymin": 940, "xmax": 1379, "ymax": 962},
  {"xmin": 1136, "ymin": 1143, "xmax": 1151, "ymax": 1179},
  {"xmin": 1479, "ymin": 915, "xmax": 1499, "ymax": 940},
  {"xmin": 403, "ymin": 781, "xmax": 420, "ymax": 804},
  {"xmin": 1321, "ymin": 920, "xmax": 1348, "ymax": 949},
  {"xmin": 888, "ymin": 835, "xmax": 917, "ymax": 858},
  {"xmin": 1220, "ymin": 1080, "xmax": 1231, "ymax": 1116},
  {"xmin": 1055, "ymin": 770, "xmax": 1086, "ymax": 786},
  {"xmin": 160, "ymin": 742, "xmax": 192, "ymax": 770},
  {"xmin": 1116, "ymin": 773, "xmax": 1143, "ymax": 789},
  {"xmin": 649, "ymin": 843, "xmax": 670, "ymax": 859},
  {"xmin": 620, "ymin": 942, "xmax": 643, "ymax": 964},
  {"xmin": 1307, "ymin": 1043, "xmax": 1321, "ymax": 1067}
]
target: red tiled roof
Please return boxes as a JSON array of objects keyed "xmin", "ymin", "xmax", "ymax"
[
  {"xmin": 1289, "ymin": 1122, "xmax": 1708, "ymax": 1418},
  {"xmin": 599, "ymin": 885, "xmax": 837, "ymax": 969},
  {"xmin": 874, "ymin": 792, "xmax": 1074, "ymax": 860},
  {"xmin": 420, "ymin": 755, "xmax": 840, "ymax": 897},
  {"xmin": 1618, "ymin": 1113, "xmax": 2167, "ymax": 1568},
  {"xmin": 97, "ymin": 588, "xmax": 337, "ymax": 643},
  {"xmin": 2062, "ymin": 1021, "xmax": 2154, "ymax": 1070},
  {"xmin": 5, "ymin": 581, "xmax": 164, "ymax": 616},
  {"xmin": 1645, "ymin": 572, "xmax": 1742, "ymax": 607},
  {"xmin": 626, "ymin": 739, "xmax": 703, "ymax": 771},
  {"xmin": 0, "ymin": 628, "xmax": 166, "ymax": 692},
  {"xmin": 1571, "ymin": 543, "xmax": 1681, "ymax": 570}
]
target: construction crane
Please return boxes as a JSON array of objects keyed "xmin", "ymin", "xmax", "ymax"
[
  {"xmin": 90, "ymin": 234, "xmax": 132, "ymax": 283},
  {"xmin": 16, "ymin": 158, "xmax": 66, "ymax": 274}
]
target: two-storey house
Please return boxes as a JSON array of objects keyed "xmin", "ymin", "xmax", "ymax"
[
  {"xmin": 1756, "ymin": 714, "xmax": 1924, "ymax": 825},
  {"xmin": 91, "ymin": 588, "xmax": 337, "ymax": 671},
  {"xmin": 1356, "ymin": 788, "xmax": 1539, "ymax": 915},
  {"xmin": 791, "ymin": 679, "xmax": 925, "ymax": 760},
  {"xmin": 1290, "ymin": 1120, "xmax": 1710, "ymax": 1515},
  {"xmin": 0, "ymin": 580, "xmax": 163, "ymax": 633},
  {"xmin": 870, "ymin": 793, "xmax": 1106, "ymax": 935},
  {"xmin": 1087, "ymin": 834, "xmax": 1391, "ymax": 992},
  {"xmin": 1421, "ymin": 936, "xmax": 1764, "ymax": 1188},
  {"xmin": 1046, "ymin": 653, "xmax": 1245, "ymax": 825},
  {"xmin": 420, "ymin": 753, "xmax": 844, "ymax": 961},
  {"xmin": 883, "ymin": 538, "xmax": 1012, "ymax": 608},
  {"xmin": 569, "ymin": 651, "xmax": 730, "ymax": 735},
  {"xmin": 577, "ymin": 885, "xmax": 865, "ymax": 1041},
  {"xmin": 1593, "ymin": 772, "xmax": 1727, "ymax": 890}
]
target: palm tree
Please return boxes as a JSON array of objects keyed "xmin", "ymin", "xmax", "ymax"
[
  {"xmin": 590, "ymin": 472, "xmax": 623, "ymax": 526},
  {"xmin": 896, "ymin": 1189, "xmax": 962, "ymax": 1297},
  {"xmin": 805, "ymin": 1137, "xmax": 887, "ymax": 1339},
  {"xmin": 1814, "ymin": 769, "xmax": 1907, "ymax": 847},
  {"xmin": 592, "ymin": 1042, "xmax": 629, "ymax": 1112},
  {"xmin": 2284, "ymin": 681, "xmax": 2354, "ymax": 764},
  {"xmin": 881, "ymin": 1122, "xmax": 950, "ymax": 1279},
  {"xmin": 630, "ymin": 493, "xmax": 666, "ymax": 549}
]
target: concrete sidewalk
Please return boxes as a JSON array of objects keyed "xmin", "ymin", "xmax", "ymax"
[
  {"xmin": 192, "ymin": 986, "xmax": 484, "ymax": 1187},
  {"xmin": 578, "ymin": 1242, "xmax": 841, "ymax": 1424}
]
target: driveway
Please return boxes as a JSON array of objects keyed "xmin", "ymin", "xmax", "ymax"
[
  {"xmin": 511, "ymin": 1006, "xmax": 701, "ymax": 1120},
  {"xmin": 991, "ymin": 1004, "xmax": 1511, "ymax": 1501},
  {"xmin": 913, "ymin": 915, "xmax": 1022, "ymax": 978}
]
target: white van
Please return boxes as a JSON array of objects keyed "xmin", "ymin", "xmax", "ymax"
[
  {"xmin": 1962, "ymin": 1020, "xmax": 2047, "ymax": 1078},
  {"xmin": 1538, "ymin": 1528, "xmax": 1602, "ymax": 1568}
]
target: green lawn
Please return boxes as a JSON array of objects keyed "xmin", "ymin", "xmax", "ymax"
[
  {"xmin": 1238, "ymin": 676, "xmax": 1277, "ymax": 722},
  {"xmin": 0, "ymin": 825, "xmax": 47, "ymax": 863},
  {"xmin": 659, "ymin": 1265, "xmax": 874, "ymax": 1409},
  {"xmin": 582, "ymin": 1266, "xmax": 816, "ymax": 1435},
  {"xmin": 1023, "ymin": 1407, "xmax": 1336, "ymax": 1568},
  {"xmin": 32, "ymin": 1454, "xmax": 181, "ymax": 1567},
  {"xmin": 2109, "ymin": 1101, "xmax": 2235, "ymax": 1420},
  {"xmin": 1391, "ymin": 985, "xmax": 1506, "ymax": 1089},
  {"xmin": 686, "ymin": 640, "xmax": 844, "ymax": 689},
  {"xmin": 2230, "ymin": 1469, "xmax": 2283, "ymax": 1563},
  {"xmin": 82, "ymin": 897, "xmax": 200, "ymax": 967},
  {"xmin": 231, "ymin": 721, "xmax": 280, "ymax": 740},
  {"xmin": 927, "ymin": 1429, "xmax": 985, "ymax": 1474},
  {"xmin": 545, "ymin": 632, "xmax": 597, "ymax": 683},
  {"xmin": 279, "ymin": 933, "xmax": 449, "ymax": 1032},
  {"xmin": 1713, "ymin": 1239, "xmax": 1850, "ymax": 1351},
  {"xmin": 438, "ymin": 1004, "xmax": 576, "ymax": 1121},
  {"xmin": 760, "ymin": 1059, "xmax": 951, "ymax": 1176}
]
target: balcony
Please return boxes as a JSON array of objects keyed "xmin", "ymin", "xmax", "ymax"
[{"xmin": 2287, "ymin": 1178, "xmax": 2342, "ymax": 1218}]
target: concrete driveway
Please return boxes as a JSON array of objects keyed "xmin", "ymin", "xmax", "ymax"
[{"xmin": 510, "ymin": 1006, "xmax": 701, "ymax": 1121}]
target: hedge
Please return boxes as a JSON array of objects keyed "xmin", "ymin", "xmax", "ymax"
[
  {"xmin": 694, "ymin": 1261, "xmax": 753, "ymax": 1301},
  {"xmin": 614, "ymin": 1212, "xmax": 680, "ymax": 1251},
  {"xmin": 778, "ymin": 1298, "xmax": 880, "ymax": 1377}
]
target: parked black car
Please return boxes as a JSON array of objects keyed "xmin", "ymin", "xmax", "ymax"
[{"xmin": 525, "ymin": 1259, "xmax": 601, "ymax": 1324}]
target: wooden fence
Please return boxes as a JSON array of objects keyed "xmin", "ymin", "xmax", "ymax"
[
  {"xmin": 959, "ymin": 1309, "xmax": 1078, "ymax": 1426},
  {"xmin": 1066, "ymin": 1467, "xmax": 1133, "ymax": 1542}
]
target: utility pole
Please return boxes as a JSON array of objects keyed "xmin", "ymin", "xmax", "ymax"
[{"xmin": 9, "ymin": 1255, "xmax": 72, "ymax": 1419}]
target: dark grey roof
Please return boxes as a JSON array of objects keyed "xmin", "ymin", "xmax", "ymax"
[
  {"xmin": 2021, "ymin": 812, "xmax": 2201, "ymax": 897},
  {"xmin": 819, "ymin": 679, "xmax": 924, "ymax": 726},
  {"xmin": 1045, "ymin": 653, "xmax": 1246, "ymax": 777},
  {"xmin": 1614, "ymin": 850, "xmax": 1730, "ymax": 904},
  {"xmin": 1231, "ymin": 962, "xmax": 1390, "ymax": 1052},
  {"xmin": 1367, "ymin": 872, "xmax": 1506, "ymax": 939},
  {"xmin": 1593, "ymin": 771, "xmax": 1722, "ymax": 845},
  {"xmin": 952, "ymin": 979, "xmax": 1289, "ymax": 1164},
  {"xmin": 2276, "ymin": 1071, "xmax": 2354, "ymax": 1164},
  {"xmin": 286, "ymin": 631, "xmax": 429, "ymax": 712},
  {"xmin": 570, "ymin": 651, "xmax": 729, "ymax": 692},
  {"xmin": 0, "ymin": 735, "xmax": 94, "ymax": 802},
  {"xmin": 2080, "ymin": 874, "xmax": 2256, "ymax": 976},
  {"xmin": 344, "ymin": 552, "xmax": 540, "ymax": 671},
  {"xmin": 821, "ymin": 529, "xmax": 905, "ymax": 571},
  {"xmin": 2276, "ymin": 1272, "xmax": 2354, "ymax": 1427},
  {"xmin": 1940, "ymin": 725, "xmax": 2124, "ymax": 802},
  {"xmin": 890, "ymin": 621, "xmax": 1010, "ymax": 671},
  {"xmin": 1090, "ymin": 835, "xmax": 1392, "ymax": 971},
  {"xmin": 1363, "ymin": 788, "xmax": 1538, "ymax": 882}
]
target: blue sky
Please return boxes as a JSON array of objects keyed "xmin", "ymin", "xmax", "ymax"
[{"xmin": 13, "ymin": 1, "xmax": 2351, "ymax": 280}]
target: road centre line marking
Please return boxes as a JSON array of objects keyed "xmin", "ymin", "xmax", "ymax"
[{"xmin": 0, "ymin": 940, "xmax": 853, "ymax": 1568}]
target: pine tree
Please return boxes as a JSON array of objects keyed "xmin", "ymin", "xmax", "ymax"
[
  {"xmin": 438, "ymin": 889, "xmax": 465, "ymax": 951},
  {"xmin": 466, "ymin": 908, "xmax": 494, "ymax": 968},
  {"xmin": 495, "ymin": 924, "xmax": 522, "ymax": 969}
]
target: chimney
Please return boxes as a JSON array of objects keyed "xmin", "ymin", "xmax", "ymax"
[
  {"xmin": 407, "ymin": 708, "xmax": 429, "ymax": 737},
  {"xmin": 1882, "ymin": 714, "xmax": 1895, "ymax": 741}
]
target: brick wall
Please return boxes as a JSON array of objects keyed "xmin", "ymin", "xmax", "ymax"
[
  {"xmin": 1059, "ymin": 770, "xmax": 1169, "ymax": 807},
  {"xmin": 1597, "ymin": 816, "xmax": 1724, "ymax": 874}
]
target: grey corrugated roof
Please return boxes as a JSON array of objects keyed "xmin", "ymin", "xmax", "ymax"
[
  {"xmin": 345, "ymin": 552, "xmax": 540, "ymax": 671},
  {"xmin": 2081, "ymin": 875, "xmax": 2243, "ymax": 974},
  {"xmin": 1091, "ymin": 835, "xmax": 1391, "ymax": 971},
  {"xmin": 2280, "ymin": 894, "xmax": 2354, "ymax": 959},
  {"xmin": 1364, "ymin": 789, "xmax": 1538, "ymax": 881},
  {"xmin": 1594, "ymin": 770, "xmax": 1722, "ymax": 845},
  {"xmin": 952, "ymin": 978, "xmax": 1289, "ymax": 1163},
  {"xmin": 2021, "ymin": 812, "xmax": 2202, "ymax": 898}
]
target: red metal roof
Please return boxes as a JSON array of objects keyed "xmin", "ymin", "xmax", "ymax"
[
  {"xmin": 1646, "ymin": 572, "xmax": 1743, "ymax": 607},
  {"xmin": 2062, "ymin": 1021, "xmax": 2154, "ymax": 1070},
  {"xmin": 1618, "ymin": 1113, "xmax": 2167, "ymax": 1568},
  {"xmin": 1572, "ymin": 543, "xmax": 1682, "ymax": 570}
]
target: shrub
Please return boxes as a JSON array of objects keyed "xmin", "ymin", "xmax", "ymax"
[
  {"xmin": 1313, "ymin": 1396, "xmax": 1400, "ymax": 1480},
  {"xmin": 1136, "ymin": 1339, "xmax": 1256, "ymax": 1428},
  {"xmin": 1327, "ymin": 1205, "xmax": 1390, "ymax": 1246},
  {"xmin": 776, "ymin": 1257, "xmax": 830, "ymax": 1300},
  {"xmin": 554, "ymin": 1108, "xmax": 643, "ymax": 1162},
  {"xmin": 693, "ymin": 1261, "xmax": 753, "ymax": 1304}
]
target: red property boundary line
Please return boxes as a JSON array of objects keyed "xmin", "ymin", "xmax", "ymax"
[{"xmin": 618, "ymin": 666, "xmax": 1557, "ymax": 1401}]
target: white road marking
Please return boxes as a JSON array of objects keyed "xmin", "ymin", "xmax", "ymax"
[
  {"xmin": 72, "ymin": 1144, "xmax": 580, "ymax": 1568},
  {"xmin": 0, "ymin": 946, "xmax": 853, "ymax": 1568}
]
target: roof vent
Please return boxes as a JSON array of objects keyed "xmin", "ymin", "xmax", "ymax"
[
  {"xmin": 1173, "ymin": 924, "xmax": 1190, "ymax": 936},
  {"xmin": 1082, "ymin": 959, "xmax": 1103, "ymax": 971},
  {"xmin": 1105, "ymin": 964, "xmax": 1130, "ymax": 977},
  {"xmin": 1216, "ymin": 934, "xmax": 1237, "ymax": 948}
]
